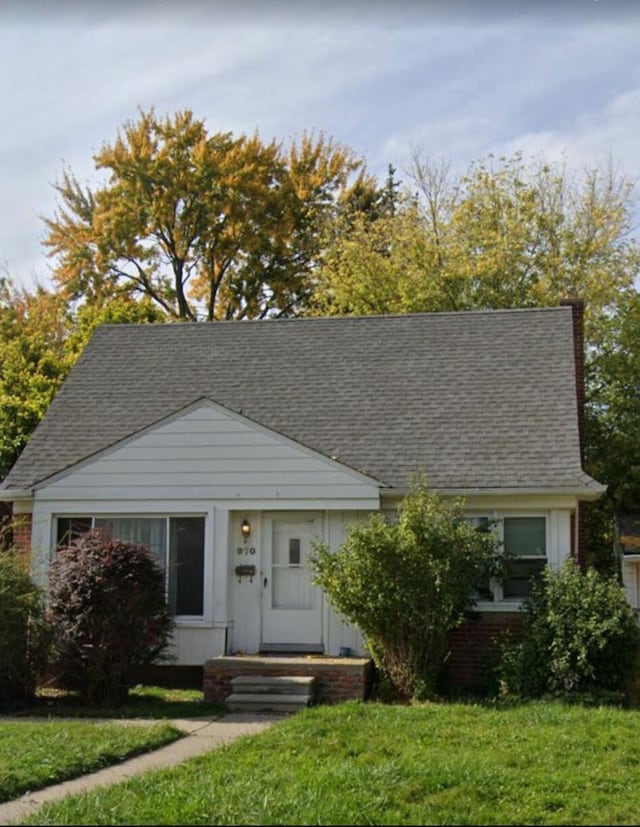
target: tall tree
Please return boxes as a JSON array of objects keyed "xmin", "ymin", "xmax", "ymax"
[
  {"xmin": 0, "ymin": 279, "xmax": 71, "ymax": 474},
  {"xmin": 310, "ymin": 152, "xmax": 640, "ymax": 338},
  {"xmin": 585, "ymin": 290, "xmax": 640, "ymax": 564},
  {"xmin": 0, "ymin": 278, "xmax": 161, "ymax": 475},
  {"xmin": 44, "ymin": 109, "xmax": 374, "ymax": 321}
]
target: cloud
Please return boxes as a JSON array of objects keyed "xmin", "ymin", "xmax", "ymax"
[
  {"xmin": 488, "ymin": 88, "xmax": 640, "ymax": 181},
  {"xmin": 2, "ymin": 1, "xmax": 640, "ymax": 288}
]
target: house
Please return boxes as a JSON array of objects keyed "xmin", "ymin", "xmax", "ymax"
[
  {"xmin": 0, "ymin": 300, "xmax": 604, "ymax": 694},
  {"xmin": 618, "ymin": 513, "xmax": 640, "ymax": 612}
]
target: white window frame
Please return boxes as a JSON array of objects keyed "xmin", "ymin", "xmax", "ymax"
[
  {"xmin": 466, "ymin": 512, "xmax": 549, "ymax": 611},
  {"xmin": 53, "ymin": 513, "xmax": 207, "ymax": 621}
]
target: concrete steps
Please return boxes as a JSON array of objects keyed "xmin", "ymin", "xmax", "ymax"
[{"xmin": 225, "ymin": 675, "xmax": 316, "ymax": 714}]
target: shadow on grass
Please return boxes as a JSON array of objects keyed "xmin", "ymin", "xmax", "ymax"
[{"xmin": 7, "ymin": 684, "xmax": 225, "ymax": 720}]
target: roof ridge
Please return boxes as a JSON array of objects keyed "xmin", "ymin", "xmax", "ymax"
[{"xmin": 96, "ymin": 305, "xmax": 570, "ymax": 329}]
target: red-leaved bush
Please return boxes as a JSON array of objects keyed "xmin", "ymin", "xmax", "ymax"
[{"xmin": 48, "ymin": 528, "xmax": 173, "ymax": 706}]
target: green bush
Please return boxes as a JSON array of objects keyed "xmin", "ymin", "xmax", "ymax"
[
  {"xmin": 311, "ymin": 481, "xmax": 497, "ymax": 700},
  {"xmin": 0, "ymin": 551, "xmax": 49, "ymax": 706},
  {"xmin": 48, "ymin": 529, "xmax": 174, "ymax": 706},
  {"xmin": 495, "ymin": 558, "xmax": 640, "ymax": 698}
]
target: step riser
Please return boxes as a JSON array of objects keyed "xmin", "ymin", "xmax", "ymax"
[
  {"xmin": 226, "ymin": 675, "xmax": 316, "ymax": 713},
  {"xmin": 231, "ymin": 684, "xmax": 312, "ymax": 695},
  {"xmin": 227, "ymin": 704, "xmax": 307, "ymax": 714},
  {"xmin": 230, "ymin": 675, "xmax": 316, "ymax": 698},
  {"xmin": 226, "ymin": 693, "xmax": 311, "ymax": 704}
]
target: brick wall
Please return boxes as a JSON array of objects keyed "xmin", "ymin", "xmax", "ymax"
[
  {"xmin": 12, "ymin": 513, "xmax": 32, "ymax": 559},
  {"xmin": 441, "ymin": 612, "xmax": 523, "ymax": 695},
  {"xmin": 204, "ymin": 656, "xmax": 375, "ymax": 704}
]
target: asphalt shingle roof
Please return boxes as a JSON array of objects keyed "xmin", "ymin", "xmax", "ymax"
[{"xmin": 3, "ymin": 307, "xmax": 602, "ymax": 493}]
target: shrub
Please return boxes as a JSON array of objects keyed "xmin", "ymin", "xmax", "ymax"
[
  {"xmin": 0, "ymin": 551, "xmax": 49, "ymax": 706},
  {"xmin": 311, "ymin": 481, "xmax": 497, "ymax": 700},
  {"xmin": 495, "ymin": 558, "xmax": 640, "ymax": 698},
  {"xmin": 48, "ymin": 528, "xmax": 174, "ymax": 706}
]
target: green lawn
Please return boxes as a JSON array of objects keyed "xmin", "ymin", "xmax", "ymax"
[
  {"xmin": 0, "ymin": 720, "xmax": 182, "ymax": 803},
  {"xmin": 19, "ymin": 699, "xmax": 640, "ymax": 825}
]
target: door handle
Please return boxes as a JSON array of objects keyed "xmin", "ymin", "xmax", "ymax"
[{"xmin": 263, "ymin": 577, "xmax": 268, "ymax": 588}]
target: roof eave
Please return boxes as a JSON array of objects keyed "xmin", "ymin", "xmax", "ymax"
[
  {"xmin": 380, "ymin": 484, "xmax": 607, "ymax": 501},
  {"xmin": 0, "ymin": 487, "xmax": 32, "ymax": 502}
]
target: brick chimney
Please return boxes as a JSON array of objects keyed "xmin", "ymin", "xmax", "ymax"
[
  {"xmin": 559, "ymin": 294, "xmax": 587, "ymax": 567},
  {"xmin": 559, "ymin": 294, "xmax": 585, "ymax": 461}
]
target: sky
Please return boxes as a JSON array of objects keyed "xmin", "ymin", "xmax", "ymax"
[{"xmin": 1, "ymin": 0, "xmax": 640, "ymax": 291}]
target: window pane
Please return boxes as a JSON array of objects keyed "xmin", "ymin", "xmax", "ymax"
[
  {"xmin": 502, "ymin": 518, "xmax": 546, "ymax": 599},
  {"xmin": 56, "ymin": 517, "xmax": 92, "ymax": 547},
  {"xmin": 503, "ymin": 558, "xmax": 546, "ymax": 598},
  {"xmin": 465, "ymin": 516, "xmax": 493, "ymax": 600},
  {"xmin": 169, "ymin": 517, "xmax": 205, "ymax": 616},
  {"xmin": 289, "ymin": 538, "xmax": 301, "ymax": 566},
  {"xmin": 504, "ymin": 517, "xmax": 546, "ymax": 558}
]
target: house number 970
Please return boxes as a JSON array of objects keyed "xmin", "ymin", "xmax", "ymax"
[{"xmin": 237, "ymin": 547, "xmax": 256, "ymax": 555}]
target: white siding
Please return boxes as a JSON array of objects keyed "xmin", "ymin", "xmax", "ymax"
[
  {"xmin": 324, "ymin": 511, "xmax": 368, "ymax": 657},
  {"xmin": 169, "ymin": 626, "xmax": 229, "ymax": 665},
  {"xmin": 228, "ymin": 510, "xmax": 263, "ymax": 655},
  {"xmin": 38, "ymin": 402, "xmax": 381, "ymax": 505},
  {"xmin": 622, "ymin": 561, "xmax": 640, "ymax": 609}
]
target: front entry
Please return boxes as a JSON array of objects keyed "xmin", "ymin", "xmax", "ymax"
[{"xmin": 261, "ymin": 514, "xmax": 323, "ymax": 651}]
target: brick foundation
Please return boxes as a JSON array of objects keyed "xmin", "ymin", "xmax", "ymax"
[
  {"xmin": 12, "ymin": 513, "xmax": 32, "ymax": 559},
  {"xmin": 204, "ymin": 655, "xmax": 375, "ymax": 705},
  {"xmin": 442, "ymin": 612, "xmax": 523, "ymax": 695}
]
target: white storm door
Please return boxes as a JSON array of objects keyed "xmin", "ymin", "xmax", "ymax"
[{"xmin": 261, "ymin": 515, "xmax": 323, "ymax": 649}]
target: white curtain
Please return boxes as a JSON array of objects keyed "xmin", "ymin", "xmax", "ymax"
[{"xmin": 95, "ymin": 517, "xmax": 167, "ymax": 569}]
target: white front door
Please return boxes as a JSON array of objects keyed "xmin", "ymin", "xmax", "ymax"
[{"xmin": 261, "ymin": 514, "xmax": 323, "ymax": 651}]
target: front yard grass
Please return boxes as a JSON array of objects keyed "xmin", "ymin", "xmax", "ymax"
[
  {"xmin": 0, "ymin": 720, "xmax": 181, "ymax": 803},
  {"xmin": 20, "ymin": 698, "xmax": 640, "ymax": 825}
]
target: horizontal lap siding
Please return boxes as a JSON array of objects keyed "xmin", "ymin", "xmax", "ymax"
[{"xmin": 40, "ymin": 404, "xmax": 380, "ymax": 502}]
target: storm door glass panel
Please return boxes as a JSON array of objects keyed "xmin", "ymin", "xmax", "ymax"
[
  {"xmin": 94, "ymin": 517, "xmax": 167, "ymax": 571},
  {"xmin": 502, "ymin": 517, "xmax": 546, "ymax": 599},
  {"xmin": 169, "ymin": 517, "xmax": 205, "ymax": 616},
  {"xmin": 271, "ymin": 523, "xmax": 314, "ymax": 610}
]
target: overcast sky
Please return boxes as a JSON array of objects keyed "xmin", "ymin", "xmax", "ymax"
[{"xmin": 2, "ymin": 0, "xmax": 639, "ymax": 290}]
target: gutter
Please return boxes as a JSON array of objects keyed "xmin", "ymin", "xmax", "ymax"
[{"xmin": 380, "ymin": 484, "xmax": 606, "ymax": 501}]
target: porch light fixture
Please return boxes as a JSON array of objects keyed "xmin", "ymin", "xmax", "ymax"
[{"xmin": 241, "ymin": 519, "xmax": 251, "ymax": 540}]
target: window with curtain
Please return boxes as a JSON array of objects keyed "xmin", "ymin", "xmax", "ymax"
[{"xmin": 55, "ymin": 515, "xmax": 205, "ymax": 617}]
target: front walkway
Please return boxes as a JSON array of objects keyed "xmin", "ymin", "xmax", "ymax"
[{"xmin": 0, "ymin": 713, "xmax": 280, "ymax": 825}]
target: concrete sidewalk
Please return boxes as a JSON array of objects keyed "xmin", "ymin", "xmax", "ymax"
[{"xmin": 0, "ymin": 713, "xmax": 281, "ymax": 825}]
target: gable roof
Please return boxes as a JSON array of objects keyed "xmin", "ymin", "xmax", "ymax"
[{"xmin": 2, "ymin": 307, "xmax": 603, "ymax": 495}]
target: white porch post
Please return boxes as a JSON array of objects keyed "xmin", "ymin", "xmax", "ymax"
[{"xmin": 212, "ymin": 506, "xmax": 230, "ymax": 638}]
